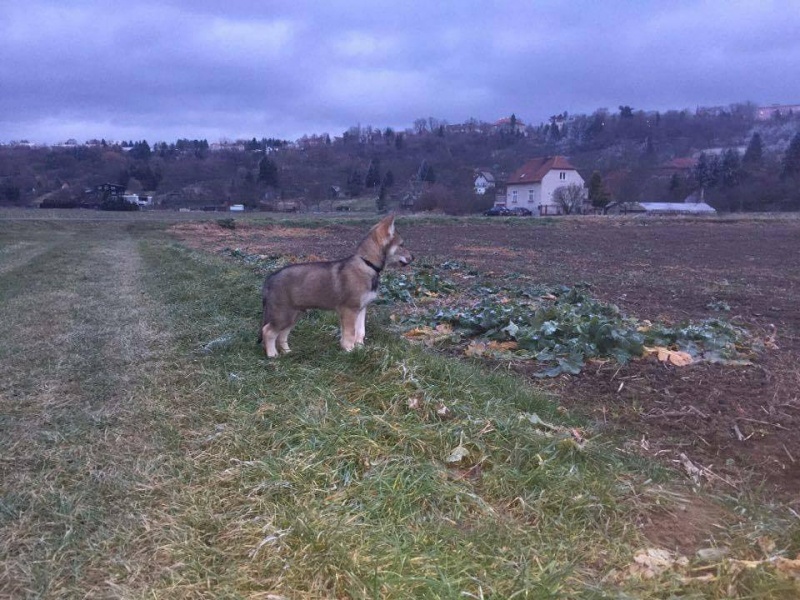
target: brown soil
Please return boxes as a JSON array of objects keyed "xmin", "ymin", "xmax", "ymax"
[{"xmin": 172, "ymin": 216, "xmax": 800, "ymax": 507}]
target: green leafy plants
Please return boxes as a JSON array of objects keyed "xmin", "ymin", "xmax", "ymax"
[{"xmin": 393, "ymin": 272, "xmax": 751, "ymax": 377}]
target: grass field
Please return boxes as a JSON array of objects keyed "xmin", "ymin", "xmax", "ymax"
[{"xmin": 1, "ymin": 213, "xmax": 798, "ymax": 598}]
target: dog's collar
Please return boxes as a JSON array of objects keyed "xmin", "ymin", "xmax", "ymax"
[{"xmin": 361, "ymin": 257, "xmax": 383, "ymax": 274}]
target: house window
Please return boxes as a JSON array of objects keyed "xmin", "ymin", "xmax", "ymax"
[
  {"xmin": 528, "ymin": 189, "xmax": 534, "ymax": 202},
  {"xmin": 511, "ymin": 190, "xmax": 518, "ymax": 204},
  {"xmin": 559, "ymin": 172, "xmax": 566, "ymax": 180}
]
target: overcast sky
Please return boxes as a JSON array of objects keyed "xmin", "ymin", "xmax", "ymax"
[{"xmin": 2, "ymin": 1, "xmax": 799, "ymax": 145}]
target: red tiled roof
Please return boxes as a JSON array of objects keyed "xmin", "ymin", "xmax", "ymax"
[
  {"xmin": 660, "ymin": 157, "xmax": 697, "ymax": 170},
  {"xmin": 507, "ymin": 156, "xmax": 577, "ymax": 184}
]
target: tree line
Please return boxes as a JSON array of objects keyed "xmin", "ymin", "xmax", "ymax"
[{"xmin": 2, "ymin": 102, "xmax": 799, "ymax": 213}]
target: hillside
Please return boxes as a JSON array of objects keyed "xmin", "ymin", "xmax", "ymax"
[{"xmin": 2, "ymin": 102, "xmax": 800, "ymax": 213}]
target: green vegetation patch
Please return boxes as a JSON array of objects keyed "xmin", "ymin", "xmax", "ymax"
[{"xmin": 377, "ymin": 262, "xmax": 754, "ymax": 377}]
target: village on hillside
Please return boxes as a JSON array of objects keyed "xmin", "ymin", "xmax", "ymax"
[{"xmin": 2, "ymin": 102, "xmax": 800, "ymax": 216}]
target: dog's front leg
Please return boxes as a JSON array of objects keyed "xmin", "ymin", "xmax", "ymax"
[
  {"xmin": 338, "ymin": 309, "xmax": 358, "ymax": 352},
  {"xmin": 354, "ymin": 308, "xmax": 367, "ymax": 346}
]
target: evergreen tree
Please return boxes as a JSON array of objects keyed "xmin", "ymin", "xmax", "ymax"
[
  {"xmin": 376, "ymin": 184, "xmax": 388, "ymax": 212},
  {"xmin": 668, "ymin": 173, "xmax": 688, "ymax": 201},
  {"xmin": 781, "ymin": 132, "xmax": 800, "ymax": 179},
  {"xmin": 382, "ymin": 170, "xmax": 395, "ymax": 188},
  {"xmin": 346, "ymin": 167, "xmax": 363, "ymax": 197},
  {"xmin": 587, "ymin": 171, "xmax": 609, "ymax": 209},
  {"xmin": 693, "ymin": 152, "xmax": 718, "ymax": 189},
  {"xmin": 365, "ymin": 158, "xmax": 381, "ymax": 189},
  {"xmin": 743, "ymin": 132, "xmax": 763, "ymax": 167},
  {"xmin": 130, "ymin": 140, "xmax": 151, "ymax": 160},
  {"xmin": 418, "ymin": 160, "xmax": 436, "ymax": 183},
  {"xmin": 720, "ymin": 148, "xmax": 742, "ymax": 188},
  {"xmin": 424, "ymin": 165, "xmax": 436, "ymax": 183},
  {"xmin": 258, "ymin": 157, "xmax": 279, "ymax": 187}
]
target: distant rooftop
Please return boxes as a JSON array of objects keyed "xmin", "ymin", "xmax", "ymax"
[{"xmin": 507, "ymin": 156, "xmax": 577, "ymax": 185}]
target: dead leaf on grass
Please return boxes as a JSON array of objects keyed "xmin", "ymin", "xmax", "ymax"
[
  {"xmin": 627, "ymin": 547, "xmax": 689, "ymax": 580},
  {"xmin": 774, "ymin": 555, "xmax": 800, "ymax": 581},
  {"xmin": 446, "ymin": 445, "xmax": 470, "ymax": 464},
  {"xmin": 436, "ymin": 404, "xmax": 452, "ymax": 419},
  {"xmin": 728, "ymin": 555, "xmax": 800, "ymax": 582}
]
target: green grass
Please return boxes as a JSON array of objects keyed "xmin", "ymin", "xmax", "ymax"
[{"xmin": 1, "ymin": 214, "xmax": 798, "ymax": 598}]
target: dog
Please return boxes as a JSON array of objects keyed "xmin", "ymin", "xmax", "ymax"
[{"xmin": 259, "ymin": 215, "xmax": 413, "ymax": 357}]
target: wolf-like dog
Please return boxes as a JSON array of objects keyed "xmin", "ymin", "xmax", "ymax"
[{"xmin": 259, "ymin": 215, "xmax": 413, "ymax": 357}]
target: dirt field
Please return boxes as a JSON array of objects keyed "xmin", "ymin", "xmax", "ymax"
[{"xmin": 173, "ymin": 215, "xmax": 800, "ymax": 507}]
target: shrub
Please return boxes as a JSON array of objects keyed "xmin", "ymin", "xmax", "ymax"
[{"xmin": 100, "ymin": 196, "xmax": 140, "ymax": 211}]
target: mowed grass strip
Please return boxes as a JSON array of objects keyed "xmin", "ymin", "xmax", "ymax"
[
  {"xmin": 0, "ymin": 222, "xmax": 186, "ymax": 597},
  {"xmin": 2, "ymin": 218, "xmax": 796, "ymax": 599}
]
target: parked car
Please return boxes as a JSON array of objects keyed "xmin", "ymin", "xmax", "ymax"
[
  {"xmin": 483, "ymin": 206, "xmax": 512, "ymax": 216},
  {"xmin": 508, "ymin": 207, "xmax": 533, "ymax": 216}
]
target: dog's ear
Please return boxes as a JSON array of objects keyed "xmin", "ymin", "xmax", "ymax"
[{"xmin": 374, "ymin": 214, "xmax": 396, "ymax": 237}]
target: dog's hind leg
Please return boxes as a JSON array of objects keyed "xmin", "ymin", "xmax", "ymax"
[
  {"xmin": 277, "ymin": 328, "xmax": 292, "ymax": 354},
  {"xmin": 277, "ymin": 312, "xmax": 300, "ymax": 354}
]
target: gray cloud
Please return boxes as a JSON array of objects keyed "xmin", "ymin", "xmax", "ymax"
[{"xmin": 2, "ymin": 1, "xmax": 799, "ymax": 144}]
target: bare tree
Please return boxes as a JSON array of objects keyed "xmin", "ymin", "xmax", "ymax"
[
  {"xmin": 413, "ymin": 118, "xmax": 428, "ymax": 135},
  {"xmin": 552, "ymin": 183, "xmax": 586, "ymax": 215}
]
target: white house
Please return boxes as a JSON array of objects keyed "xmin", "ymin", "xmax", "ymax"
[
  {"xmin": 473, "ymin": 171, "xmax": 495, "ymax": 195},
  {"xmin": 503, "ymin": 156, "xmax": 585, "ymax": 216}
]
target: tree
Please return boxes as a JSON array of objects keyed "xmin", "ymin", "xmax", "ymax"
[
  {"xmin": 346, "ymin": 167, "xmax": 363, "ymax": 197},
  {"xmin": 365, "ymin": 158, "xmax": 381, "ymax": 189},
  {"xmin": 549, "ymin": 122, "xmax": 561, "ymax": 142},
  {"xmin": 376, "ymin": 184, "xmax": 388, "ymax": 212},
  {"xmin": 667, "ymin": 173, "xmax": 689, "ymax": 201},
  {"xmin": 1, "ymin": 184, "xmax": 22, "ymax": 206},
  {"xmin": 418, "ymin": 160, "xmax": 436, "ymax": 184},
  {"xmin": 423, "ymin": 165, "xmax": 436, "ymax": 183},
  {"xmin": 587, "ymin": 172, "xmax": 610, "ymax": 209},
  {"xmin": 693, "ymin": 152, "xmax": 717, "ymax": 190},
  {"xmin": 743, "ymin": 132, "xmax": 763, "ymax": 167},
  {"xmin": 129, "ymin": 140, "xmax": 151, "ymax": 160},
  {"xmin": 619, "ymin": 105, "xmax": 634, "ymax": 119},
  {"xmin": 258, "ymin": 157, "xmax": 279, "ymax": 187},
  {"xmin": 382, "ymin": 170, "xmax": 395, "ymax": 188},
  {"xmin": 720, "ymin": 148, "xmax": 742, "ymax": 188},
  {"xmin": 781, "ymin": 132, "xmax": 800, "ymax": 179},
  {"xmin": 552, "ymin": 183, "xmax": 586, "ymax": 214}
]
